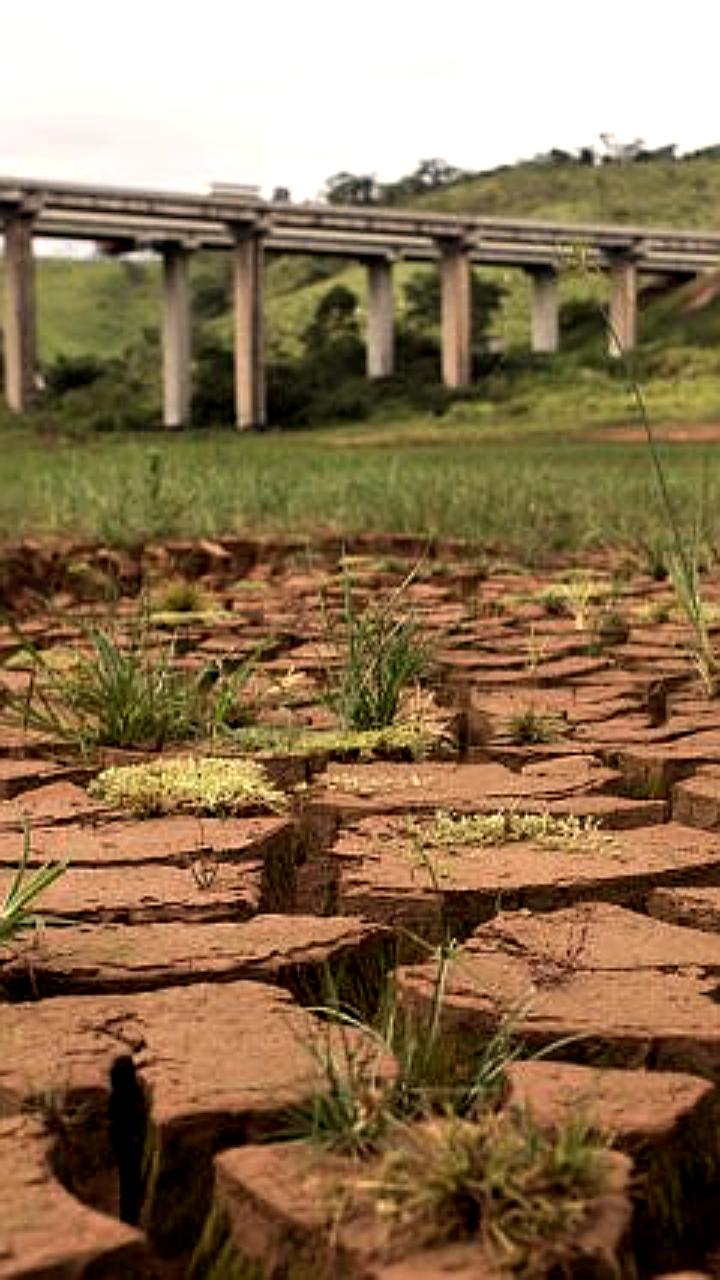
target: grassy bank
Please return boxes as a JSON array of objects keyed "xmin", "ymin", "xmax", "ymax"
[{"xmin": 2, "ymin": 417, "xmax": 719, "ymax": 565}]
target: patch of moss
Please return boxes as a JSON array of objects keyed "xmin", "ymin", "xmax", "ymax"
[
  {"xmin": 150, "ymin": 610, "xmax": 233, "ymax": 630},
  {"xmin": 88, "ymin": 756, "xmax": 287, "ymax": 816},
  {"xmin": 405, "ymin": 809, "xmax": 612, "ymax": 853},
  {"xmin": 233, "ymin": 722, "xmax": 448, "ymax": 762},
  {"xmin": 152, "ymin": 578, "xmax": 211, "ymax": 613}
]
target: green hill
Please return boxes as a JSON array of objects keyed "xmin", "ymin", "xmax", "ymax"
[{"xmin": 408, "ymin": 156, "xmax": 720, "ymax": 228}]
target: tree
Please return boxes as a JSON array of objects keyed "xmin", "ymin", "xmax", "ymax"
[
  {"xmin": 301, "ymin": 285, "xmax": 364, "ymax": 376},
  {"xmin": 324, "ymin": 172, "xmax": 378, "ymax": 205},
  {"xmin": 412, "ymin": 158, "xmax": 464, "ymax": 189}
]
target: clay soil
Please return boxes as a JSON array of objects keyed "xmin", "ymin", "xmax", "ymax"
[{"xmin": 4, "ymin": 537, "xmax": 720, "ymax": 1278}]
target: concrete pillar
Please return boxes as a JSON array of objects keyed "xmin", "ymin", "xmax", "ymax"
[
  {"xmin": 161, "ymin": 244, "xmax": 191, "ymax": 428},
  {"xmin": 439, "ymin": 241, "xmax": 472, "ymax": 387},
  {"xmin": 365, "ymin": 258, "xmax": 394, "ymax": 378},
  {"xmin": 608, "ymin": 255, "xmax": 638, "ymax": 357},
  {"xmin": 3, "ymin": 210, "xmax": 37, "ymax": 412},
  {"xmin": 232, "ymin": 230, "xmax": 265, "ymax": 429},
  {"xmin": 528, "ymin": 267, "xmax": 559, "ymax": 354}
]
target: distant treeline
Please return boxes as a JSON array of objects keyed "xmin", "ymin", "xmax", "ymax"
[{"xmin": 324, "ymin": 143, "xmax": 720, "ymax": 206}]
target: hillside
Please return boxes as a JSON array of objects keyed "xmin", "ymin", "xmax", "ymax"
[{"xmin": 409, "ymin": 156, "xmax": 720, "ymax": 227}]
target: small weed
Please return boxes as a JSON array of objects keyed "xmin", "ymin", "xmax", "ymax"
[
  {"xmin": 0, "ymin": 826, "xmax": 66, "ymax": 948},
  {"xmin": 591, "ymin": 289, "xmax": 720, "ymax": 697},
  {"xmin": 635, "ymin": 599, "xmax": 672, "ymax": 625},
  {"xmin": 543, "ymin": 575, "xmax": 609, "ymax": 632},
  {"xmin": 323, "ymin": 570, "xmax": 430, "ymax": 731},
  {"xmin": 524, "ymin": 626, "xmax": 549, "ymax": 679},
  {"xmin": 538, "ymin": 588, "xmax": 571, "ymax": 618},
  {"xmin": 189, "ymin": 852, "xmax": 220, "ymax": 891},
  {"xmin": 88, "ymin": 756, "xmax": 287, "ymax": 817},
  {"xmin": 667, "ymin": 545, "xmax": 720, "ymax": 696},
  {"xmin": 635, "ymin": 537, "xmax": 669, "ymax": 582},
  {"xmin": 507, "ymin": 708, "xmax": 562, "ymax": 744}
]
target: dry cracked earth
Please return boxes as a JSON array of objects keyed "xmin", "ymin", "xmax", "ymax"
[{"xmin": 3, "ymin": 536, "xmax": 720, "ymax": 1278}]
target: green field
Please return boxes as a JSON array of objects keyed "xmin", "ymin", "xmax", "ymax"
[{"xmin": 1, "ymin": 416, "xmax": 718, "ymax": 568}]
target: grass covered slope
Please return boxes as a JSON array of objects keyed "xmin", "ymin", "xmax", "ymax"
[{"xmin": 412, "ymin": 155, "xmax": 720, "ymax": 227}]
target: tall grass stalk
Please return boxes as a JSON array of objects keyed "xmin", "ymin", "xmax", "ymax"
[{"xmin": 600, "ymin": 301, "xmax": 718, "ymax": 693}]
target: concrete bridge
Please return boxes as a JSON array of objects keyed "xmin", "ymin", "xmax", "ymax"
[{"xmin": 3, "ymin": 175, "xmax": 720, "ymax": 428}]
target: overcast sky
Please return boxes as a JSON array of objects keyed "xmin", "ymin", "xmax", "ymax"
[{"xmin": 2, "ymin": 0, "xmax": 719, "ymax": 200}]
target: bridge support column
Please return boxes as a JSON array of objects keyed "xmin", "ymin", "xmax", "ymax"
[
  {"xmin": 365, "ymin": 258, "xmax": 394, "ymax": 379},
  {"xmin": 439, "ymin": 241, "xmax": 472, "ymax": 387},
  {"xmin": 232, "ymin": 230, "xmax": 265, "ymax": 429},
  {"xmin": 608, "ymin": 255, "xmax": 638, "ymax": 357},
  {"xmin": 161, "ymin": 244, "xmax": 191, "ymax": 428},
  {"xmin": 2, "ymin": 209, "xmax": 37, "ymax": 412},
  {"xmin": 528, "ymin": 267, "xmax": 559, "ymax": 354}
]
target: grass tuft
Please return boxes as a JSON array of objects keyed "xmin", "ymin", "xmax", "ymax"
[
  {"xmin": 0, "ymin": 826, "xmax": 66, "ymax": 948},
  {"xmin": 285, "ymin": 956, "xmax": 524, "ymax": 1157},
  {"xmin": 10, "ymin": 620, "xmax": 256, "ymax": 753},
  {"xmin": 363, "ymin": 1109, "xmax": 610, "ymax": 1269},
  {"xmin": 324, "ymin": 572, "xmax": 430, "ymax": 731},
  {"xmin": 152, "ymin": 578, "xmax": 210, "ymax": 614}
]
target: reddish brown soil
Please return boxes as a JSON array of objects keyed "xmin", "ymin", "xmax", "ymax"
[{"xmin": 4, "ymin": 538, "xmax": 720, "ymax": 1276}]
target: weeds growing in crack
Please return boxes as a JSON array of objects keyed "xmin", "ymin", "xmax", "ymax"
[
  {"xmin": 277, "ymin": 942, "xmax": 608, "ymax": 1278},
  {"xmin": 507, "ymin": 706, "xmax": 563, "ymax": 745},
  {"xmin": 282, "ymin": 947, "xmax": 526, "ymax": 1158}
]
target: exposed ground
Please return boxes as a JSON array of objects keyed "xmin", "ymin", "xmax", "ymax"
[{"xmin": 3, "ymin": 537, "xmax": 720, "ymax": 1276}]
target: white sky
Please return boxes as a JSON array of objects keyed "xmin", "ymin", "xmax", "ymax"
[{"xmin": 2, "ymin": 0, "xmax": 719, "ymax": 200}]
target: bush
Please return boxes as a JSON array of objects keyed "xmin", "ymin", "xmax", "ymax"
[
  {"xmin": 44, "ymin": 354, "xmax": 109, "ymax": 396},
  {"xmin": 266, "ymin": 360, "xmax": 316, "ymax": 426},
  {"xmin": 310, "ymin": 379, "xmax": 373, "ymax": 423}
]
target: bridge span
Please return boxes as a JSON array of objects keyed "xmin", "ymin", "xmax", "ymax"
[{"xmin": 2, "ymin": 176, "xmax": 719, "ymax": 427}]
